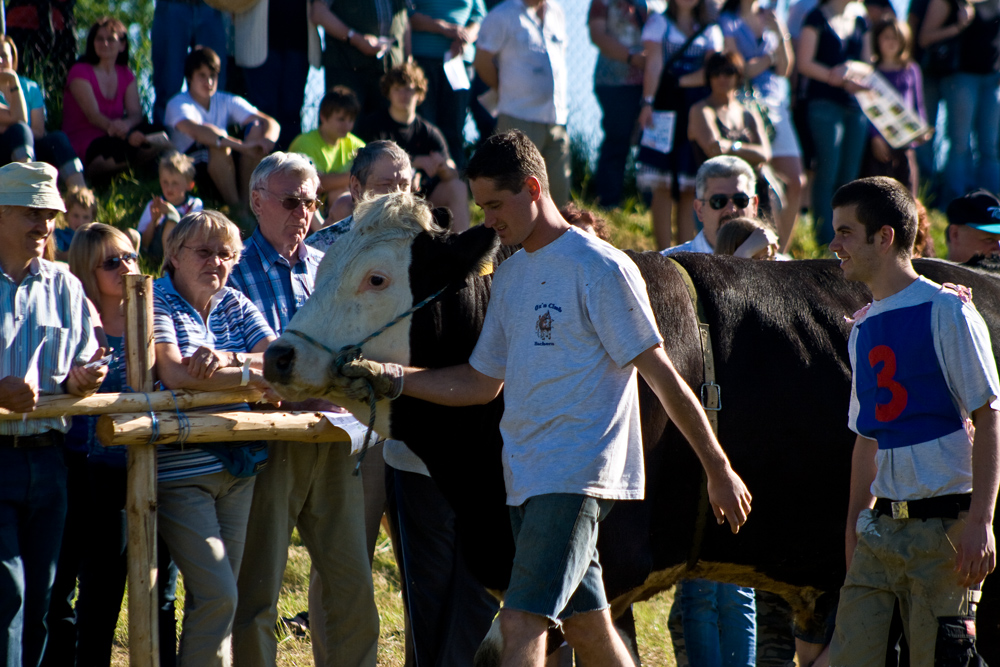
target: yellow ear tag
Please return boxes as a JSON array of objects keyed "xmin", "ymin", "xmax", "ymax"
[{"xmin": 478, "ymin": 262, "xmax": 495, "ymax": 277}]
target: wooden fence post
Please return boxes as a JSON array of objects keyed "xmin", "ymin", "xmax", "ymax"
[{"xmin": 124, "ymin": 274, "xmax": 160, "ymax": 667}]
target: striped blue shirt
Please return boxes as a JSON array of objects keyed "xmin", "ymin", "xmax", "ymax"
[
  {"xmin": 152, "ymin": 274, "xmax": 276, "ymax": 481},
  {"xmin": 0, "ymin": 259, "xmax": 97, "ymax": 436},
  {"xmin": 228, "ymin": 229, "xmax": 324, "ymax": 336}
]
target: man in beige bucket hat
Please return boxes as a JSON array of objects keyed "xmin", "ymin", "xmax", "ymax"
[{"xmin": 0, "ymin": 161, "xmax": 108, "ymax": 666}]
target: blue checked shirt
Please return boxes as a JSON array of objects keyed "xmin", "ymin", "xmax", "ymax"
[
  {"xmin": 228, "ymin": 229, "xmax": 324, "ymax": 336},
  {"xmin": 152, "ymin": 274, "xmax": 276, "ymax": 481},
  {"xmin": 0, "ymin": 260, "xmax": 97, "ymax": 436}
]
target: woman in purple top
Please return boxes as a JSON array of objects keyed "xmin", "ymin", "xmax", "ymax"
[
  {"xmin": 795, "ymin": 0, "xmax": 871, "ymax": 246},
  {"xmin": 860, "ymin": 19, "xmax": 930, "ymax": 197}
]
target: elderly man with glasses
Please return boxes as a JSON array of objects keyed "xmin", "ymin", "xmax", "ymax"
[{"xmin": 229, "ymin": 152, "xmax": 379, "ymax": 667}]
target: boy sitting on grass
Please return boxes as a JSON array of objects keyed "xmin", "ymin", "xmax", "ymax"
[
  {"xmin": 354, "ymin": 62, "xmax": 470, "ymax": 231},
  {"xmin": 289, "ymin": 86, "xmax": 365, "ymax": 226},
  {"xmin": 54, "ymin": 186, "xmax": 97, "ymax": 261},
  {"xmin": 164, "ymin": 46, "xmax": 279, "ymax": 211},
  {"xmin": 138, "ymin": 150, "xmax": 203, "ymax": 267}
]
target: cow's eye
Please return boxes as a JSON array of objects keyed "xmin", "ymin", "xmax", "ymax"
[
  {"xmin": 361, "ymin": 271, "xmax": 390, "ymax": 292},
  {"xmin": 370, "ymin": 275, "xmax": 385, "ymax": 287}
]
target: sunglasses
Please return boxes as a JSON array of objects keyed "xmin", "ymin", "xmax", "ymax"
[
  {"xmin": 98, "ymin": 253, "xmax": 138, "ymax": 272},
  {"xmin": 183, "ymin": 245, "xmax": 236, "ymax": 262},
  {"xmin": 262, "ymin": 189, "xmax": 319, "ymax": 212},
  {"xmin": 705, "ymin": 193, "xmax": 752, "ymax": 210},
  {"xmin": 712, "ymin": 67, "xmax": 739, "ymax": 77}
]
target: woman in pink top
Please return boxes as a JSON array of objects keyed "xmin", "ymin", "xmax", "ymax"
[{"xmin": 62, "ymin": 17, "xmax": 167, "ymax": 177}]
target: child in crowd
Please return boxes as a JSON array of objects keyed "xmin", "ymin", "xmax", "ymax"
[
  {"xmin": 354, "ymin": 62, "xmax": 470, "ymax": 232},
  {"xmin": 138, "ymin": 150, "xmax": 202, "ymax": 268},
  {"xmin": 289, "ymin": 86, "xmax": 365, "ymax": 225},
  {"xmin": 164, "ymin": 46, "xmax": 280, "ymax": 210},
  {"xmin": 54, "ymin": 186, "xmax": 97, "ymax": 261},
  {"xmin": 860, "ymin": 18, "xmax": 929, "ymax": 197},
  {"xmin": 714, "ymin": 216, "xmax": 779, "ymax": 258}
]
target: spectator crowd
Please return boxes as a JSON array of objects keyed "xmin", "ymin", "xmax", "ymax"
[{"xmin": 1, "ymin": 0, "xmax": 1000, "ymax": 666}]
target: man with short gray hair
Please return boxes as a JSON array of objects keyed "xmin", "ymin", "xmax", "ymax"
[
  {"xmin": 307, "ymin": 140, "xmax": 414, "ymax": 252},
  {"xmin": 230, "ymin": 152, "xmax": 379, "ymax": 667},
  {"xmin": 662, "ymin": 156, "xmax": 759, "ymax": 255}
]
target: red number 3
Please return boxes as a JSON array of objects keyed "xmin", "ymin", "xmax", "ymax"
[{"xmin": 868, "ymin": 345, "xmax": 908, "ymax": 422}]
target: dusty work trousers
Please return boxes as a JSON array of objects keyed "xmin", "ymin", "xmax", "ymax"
[
  {"xmin": 232, "ymin": 441, "xmax": 378, "ymax": 667},
  {"xmin": 829, "ymin": 509, "xmax": 982, "ymax": 666},
  {"xmin": 496, "ymin": 115, "xmax": 571, "ymax": 207}
]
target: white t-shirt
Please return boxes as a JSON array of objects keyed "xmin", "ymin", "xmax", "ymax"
[
  {"xmin": 164, "ymin": 91, "xmax": 259, "ymax": 155},
  {"xmin": 641, "ymin": 14, "xmax": 724, "ymax": 72},
  {"xmin": 848, "ymin": 277, "xmax": 1000, "ymax": 500},
  {"xmin": 136, "ymin": 195, "xmax": 204, "ymax": 233},
  {"xmin": 477, "ymin": 0, "xmax": 567, "ymax": 125},
  {"xmin": 469, "ymin": 227, "xmax": 662, "ymax": 506}
]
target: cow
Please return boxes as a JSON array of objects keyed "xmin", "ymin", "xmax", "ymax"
[{"xmin": 262, "ymin": 196, "xmax": 1000, "ymax": 663}]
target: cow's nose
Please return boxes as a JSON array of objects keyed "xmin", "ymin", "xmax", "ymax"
[{"xmin": 264, "ymin": 343, "xmax": 296, "ymax": 385}]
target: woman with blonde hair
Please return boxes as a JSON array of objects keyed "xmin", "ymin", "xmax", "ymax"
[
  {"xmin": 153, "ymin": 210, "xmax": 276, "ymax": 667},
  {"xmin": 55, "ymin": 223, "xmax": 180, "ymax": 667}
]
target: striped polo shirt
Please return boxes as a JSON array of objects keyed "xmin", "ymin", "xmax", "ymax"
[
  {"xmin": 152, "ymin": 274, "xmax": 276, "ymax": 481},
  {"xmin": 0, "ymin": 259, "xmax": 97, "ymax": 436}
]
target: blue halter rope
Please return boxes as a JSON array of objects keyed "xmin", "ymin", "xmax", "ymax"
[{"xmin": 285, "ymin": 285, "xmax": 448, "ymax": 474}]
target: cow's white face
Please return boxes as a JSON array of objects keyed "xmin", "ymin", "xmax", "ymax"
[{"xmin": 264, "ymin": 193, "xmax": 441, "ymax": 430}]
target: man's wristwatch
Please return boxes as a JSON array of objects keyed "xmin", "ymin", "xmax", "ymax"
[
  {"xmin": 642, "ymin": 96, "xmax": 655, "ymax": 107},
  {"xmin": 230, "ymin": 352, "xmax": 246, "ymax": 368},
  {"xmin": 346, "ymin": 28, "xmax": 356, "ymax": 43},
  {"xmin": 731, "ymin": 141, "xmax": 743, "ymax": 153}
]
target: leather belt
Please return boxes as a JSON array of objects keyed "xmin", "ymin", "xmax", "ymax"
[
  {"xmin": 0, "ymin": 430, "xmax": 64, "ymax": 449},
  {"xmin": 874, "ymin": 493, "xmax": 972, "ymax": 520}
]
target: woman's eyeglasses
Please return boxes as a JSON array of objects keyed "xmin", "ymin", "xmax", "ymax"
[
  {"xmin": 262, "ymin": 189, "xmax": 319, "ymax": 212},
  {"xmin": 98, "ymin": 253, "xmax": 138, "ymax": 271},
  {"xmin": 183, "ymin": 246, "xmax": 237, "ymax": 262},
  {"xmin": 705, "ymin": 193, "xmax": 751, "ymax": 210}
]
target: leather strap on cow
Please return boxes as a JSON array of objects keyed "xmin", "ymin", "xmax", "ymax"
[{"xmin": 667, "ymin": 258, "xmax": 719, "ymax": 570}]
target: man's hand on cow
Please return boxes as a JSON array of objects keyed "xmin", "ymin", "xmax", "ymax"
[
  {"xmin": 339, "ymin": 359, "xmax": 405, "ymax": 401},
  {"xmin": 706, "ymin": 465, "xmax": 752, "ymax": 534},
  {"xmin": 955, "ymin": 519, "xmax": 996, "ymax": 587}
]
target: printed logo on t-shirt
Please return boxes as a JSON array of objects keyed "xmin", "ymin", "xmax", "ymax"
[{"xmin": 534, "ymin": 302, "xmax": 561, "ymax": 346}]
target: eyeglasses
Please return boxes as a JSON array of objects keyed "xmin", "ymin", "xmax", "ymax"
[
  {"xmin": 182, "ymin": 245, "xmax": 236, "ymax": 262},
  {"xmin": 98, "ymin": 253, "xmax": 138, "ymax": 272},
  {"xmin": 705, "ymin": 193, "xmax": 752, "ymax": 210},
  {"xmin": 261, "ymin": 189, "xmax": 319, "ymax": 212}
]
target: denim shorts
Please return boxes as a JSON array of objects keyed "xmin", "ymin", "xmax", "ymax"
[{"xmin": 504, "ymin": 493, "xmax": 614, "ymax": 623}]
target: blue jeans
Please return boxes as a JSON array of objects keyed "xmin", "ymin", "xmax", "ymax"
[
  {"xmin": 416, "ymin": 56, "xmax": 473, "ymax": 170},
  {"xmin": 680, "ymin": 579, "xmax": 757, "ymax": 667},
  {"xmin": 243, "ymin": 48, "xmax": 310, "ymax": 151},
  {"xmin": 808, "ymin": 99, "xmax": 868, "ymax": 246},
  {"xmin": 594, "ymin": 84, "xmax": 643, "ymax": 208},
  {"xmin": 151, "ymin": 0, "xmax": 227, "ymax": 126},
  {"xmin": 0, "ymin": 445, "xmax": 68, "ymax": 667},
  {"xmin": 941, "ymin": 71, "xmax": 1000, "ymax": 204},
  {"xmin": 915, "ymin": 74, "xmax": 944, "ymax": 187}
]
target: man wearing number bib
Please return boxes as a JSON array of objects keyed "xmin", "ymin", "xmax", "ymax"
[{"xmin": 828, "ymin": 177, "xmax": 1000, "ymax": 665}]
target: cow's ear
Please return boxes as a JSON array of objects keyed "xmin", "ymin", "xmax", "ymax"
[
  {"xmin": 431, "ymin": 206, "xmax": 454, "ymax": 231},
  {"xmin": 411, "ymin": 225, "xmax": 499, "ymax": 296}
]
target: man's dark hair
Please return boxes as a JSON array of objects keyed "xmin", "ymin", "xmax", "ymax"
[
  {"xmin": 831, "ymin": 176, "xmax": 917, "ymax": 256},
  {"xmin": 184, "ymin": 46, "xmax": 222, "ymax": 82},
  {"xmin": 465, "ymin": 131, "xmax": 550, "ymax": 195},
  {"xmin": 380, "ymin": 61, "xmax": 428, "ymax": 99},
  {"xmin": 319, "ymin": 86, "xmax": 361, "ymax": 123}
]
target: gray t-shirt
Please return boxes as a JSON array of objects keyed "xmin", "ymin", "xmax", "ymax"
[{"xmin": 469, "ymin": 227, "xmax": 662, "ymax": 506}]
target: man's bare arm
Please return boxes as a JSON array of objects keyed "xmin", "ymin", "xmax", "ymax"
[
  {"xmin": 401, "ymin": 363, "xmax": 503, "ymax": 406},
  {"xmin": 631, "ymin": 344, "xmax": 752, "ymax": 533},
  {"xmin": 844, "ymin": 434, "xmax": 877, "ymax": 570},
  {"xmin": 957, "ymin": 404, "xmax": 999, "ymax": 586}
]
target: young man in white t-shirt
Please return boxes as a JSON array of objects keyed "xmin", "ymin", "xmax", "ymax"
[
  {"xmin": 828, "ymin": 177, "xmax": 1000, "ymax": 664},
  {"xmin": 339, "ymin": 130, "xmax": 752, "ymax": 667},
  {"xmin": 164, "ymin": 47, "xmax": 280, "ymax": 208}
]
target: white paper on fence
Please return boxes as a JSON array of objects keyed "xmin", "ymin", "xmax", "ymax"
[
  {"xmin": 639, "ymin": 111, "xmax": 677, "ymax": 154},
  {"xmin": 320, "ymin": 411, "xmax": 380, "ymax": 455},
  {"xmin": 444, "ymin": 52, "xmax": 471, "ymax": 91},
  {"xmin": 477, "ymin": 88, "xmax": 499, "ymax": 118},
  {"xmin": 22, "ymin": 338, "xmax": 45, "ymax": 424},
  {"xmin": 853, "ymin": 69, "xmax": 930, "ymax": 149}
]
